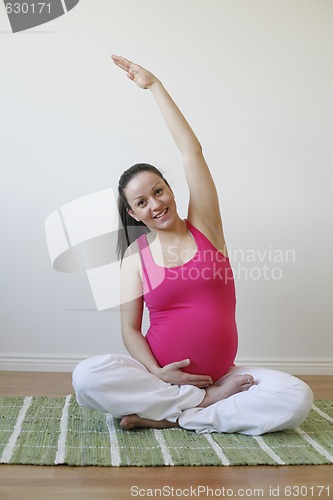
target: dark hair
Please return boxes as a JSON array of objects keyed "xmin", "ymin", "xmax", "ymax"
[{"xmin": 117, "ymin": 163, "xmax": 171, "ymax": 261}]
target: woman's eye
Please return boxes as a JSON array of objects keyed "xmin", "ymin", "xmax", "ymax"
[
  {"xmin": 155, "ymin": 188, "xmax": 163, "ymax": 195},
  {"xmin": 137, "ymin": 200, "xmax": 145, "ymax": 207}
]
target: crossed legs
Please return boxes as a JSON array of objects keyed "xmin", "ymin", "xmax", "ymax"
[
  {"xmin": 120, "ymin": 368, "xmax": 254, "ymax": 429},
  {"xmin": 72, "ymin": 355, "xmax": 313, "ymax": 435}
]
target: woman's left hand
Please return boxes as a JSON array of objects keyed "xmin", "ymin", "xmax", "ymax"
[
  {"xmin": 152, "ymin": 359, "xmax": 214, "ymax": 388},
  {"xmin": 111, "ymin": 54, "xmax": 159, "ymax": 89}
]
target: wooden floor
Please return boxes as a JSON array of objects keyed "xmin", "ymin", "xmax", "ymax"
[{"xmin": 0, "ymin": 372, "xmax": 332, "ymax": 500}]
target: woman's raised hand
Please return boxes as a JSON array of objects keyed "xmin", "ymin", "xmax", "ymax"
[{"xmin": 111, "ymin": 54, "xmax": 159, "ymax": 89}]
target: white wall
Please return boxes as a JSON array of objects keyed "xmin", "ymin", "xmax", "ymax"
[{"xmin": 1, "ymin": 0, "xmax": 332, "ymax": 373}]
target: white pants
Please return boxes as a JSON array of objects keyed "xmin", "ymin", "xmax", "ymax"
[{"xmin": 72, "ymin": 354, "xmax": 313, "ymax": 435}]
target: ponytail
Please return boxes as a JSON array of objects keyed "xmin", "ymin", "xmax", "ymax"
[{"xmin": 116, "ymin": 194, "xmax": 149, "ymax": 261}]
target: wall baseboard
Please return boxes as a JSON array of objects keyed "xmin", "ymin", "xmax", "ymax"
[
  {"xmin": 0, "ymin": 356, "xmax": 83, "ymax": 373},
  {"xmin": 0, "ymin": 355, "xmax": 332, "ymax": 375},
  {"xmin": 235, "ymin": 358, "xmax": 333, "ymax": 375}
]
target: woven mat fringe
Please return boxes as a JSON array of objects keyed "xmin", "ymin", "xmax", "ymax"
[{"xmin": 0, "ymin": 396, "xmax": 332, "ymax": 466}]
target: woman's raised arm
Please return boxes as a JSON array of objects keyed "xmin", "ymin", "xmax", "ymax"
[{"xmin": 111, "ymin": 55, "xmax": 226, "ymax": 250}]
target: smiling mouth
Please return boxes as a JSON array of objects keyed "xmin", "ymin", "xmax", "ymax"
[{"xmin": 154, "ymin": 208, "xmax": 168, "ymax": 219}]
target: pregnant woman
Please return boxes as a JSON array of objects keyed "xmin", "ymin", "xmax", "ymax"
[{"xmin": 72, "ymin": 55, "xmax": 313, "ymax": 435}]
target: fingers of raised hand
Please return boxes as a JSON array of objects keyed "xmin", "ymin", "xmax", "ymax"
[
  {"xmin": 112, "ymin": 55, "xmax": 127, "ymax": 72},
  {"xmin": 126, "ymin": 69, "xmax": 135, "ymax": 81},
  {"xmin": 111, "ymin": 54, "xmax": 130, "ymax": 69},
  {"xmin": 112, "ymin": 54, "xmax": 138, "ymax": 75}
]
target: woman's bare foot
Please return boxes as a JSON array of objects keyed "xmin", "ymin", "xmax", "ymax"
[
  {"xmin": 119, "ymin": 371, "xmax": 254, "ymax": 429},
  {"xmin": 120, "ymin": 415, "xmax": 179, "ymax": 430},
  {"xmin": 198, "ymin": 373, "xmax": 254, "ymax": 408}
]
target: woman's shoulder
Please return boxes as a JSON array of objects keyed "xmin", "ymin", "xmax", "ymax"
[
  {"xmin": 186, "ymin": 217, "xmax": 228, "ymax": 257},
  {"xmin": 120, "ymin": 240, "xmax": 144, "ymax": 286},
  {"xmin": 122, "ymin": 239, "xmax": 142, "ymax": 268}
]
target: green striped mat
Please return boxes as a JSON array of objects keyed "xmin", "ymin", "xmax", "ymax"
[{"xmin": 0, "ymin": 396, "xmax": 332, "ymax": 466}]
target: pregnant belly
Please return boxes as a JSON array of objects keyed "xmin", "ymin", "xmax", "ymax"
[{"xmin": 146, "ymin": 323, "xmax": 238, "ymax": 382}]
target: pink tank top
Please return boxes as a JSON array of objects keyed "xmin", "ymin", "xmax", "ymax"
[{"xmin": 136, "ymin": 220, "xmax": 238, "ymax": 382}]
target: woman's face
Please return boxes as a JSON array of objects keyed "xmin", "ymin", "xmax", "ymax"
[{"xmin": 124, "ymin": 171, "xmax": 177, "ymax": 230}]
